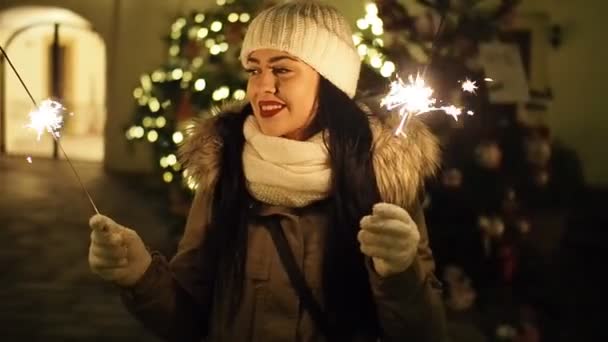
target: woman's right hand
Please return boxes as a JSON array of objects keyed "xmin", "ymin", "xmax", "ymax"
[{"xmin": 88, "ymin": 214, "xmax": 152, "ymax": 287}]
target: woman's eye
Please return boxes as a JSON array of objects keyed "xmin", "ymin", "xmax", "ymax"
[
  {"xmin": 245, "ymin": 68, "xmax": 260, "ymax": 75},
  {"xmin": 273, "ymin": 68, "xmax": 290, "ymax": 74}
]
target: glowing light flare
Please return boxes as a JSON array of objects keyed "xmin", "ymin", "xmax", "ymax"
[
  {"xmin": 147, "ymin": 130, "xmax": 159, "ymax": 142},
  {"xmin": 240, "ymin": 13, "xmax": 251, "ymax": 23},
  {"xmin": 461, "ymin": 79, "xmax": 478, "ymax": 93},
  {"xmin": 194, "ymin": 79, "xmax": 207, "ymax": 91},
  {"xmin": 371, "ymin": 25, "xmax": 384, "ymax": 36},
  {"xmin": 210, "ymin": 21, "xmax": 223, "ymax": 32},
  {"xmin": 128, "ymin": 126, "xmax": 145, "ymax": 139},
  {"xmin": 212, "ymin": 86, "xmax": 230, "ymax": 101},
  {"xmin": 163, "ymin": 172, "xmax": 174, "ymax": 183},
  {"xmin": 142, "ymin": 116, "xmax": 154, "ymax": 127},
  {"xmin": 173, "ymin": 131, "xmax": 184, "ymax": 144},
  {"xmin": 357, "ymin": 19, "xmax": 370, "ymax": 30},
  {"xmin": 156, "ymin": 116, "xmax": 167, "ymax": 128},
  {"xmin": 228, "ymin": 13, "xmax": 239, "ymax": 23},
  {"xmin": 357, "ymin": 44, "xmax": 368, "ymax": 57},
  {"xmin": 152, "ymin": 70, "xmax": 166, "ymax": 82},
  {"xmin": 441, "ymin": 105, "xmax": 462, "ymax": 120},
  {"xmin": 148, "ymin": 98, "xmax": 161, "ymax": 112},
  {"xmin": 195, "ymin": 14, "xmax": 205, "ymax": 23},
  {"xmin": 172, "ymin": 18, "xmax": 186, "ymax": 31},
  {"xmin": 233, "ymin": 89, "xmax": 246, "ymax": 100},
  {"xmin": 210, "ymin": 45, "xmax": 221, "ymax": 55},
  {"xmin": 169, "ymin": 45, "xmax": 180, "ymax": 56},
  {"xmin": 171, "ymin": 68, "xmax": 184, "ymax": 80},
  {"xmin": 370, "ymin": 56, "xmax": 383, "ymax": 68},
  {"xmin": 166, "ymin": 154, "xmax": 177, "ymax": 166},
  {"xmin": 26, "ymin": 99, "xmax": 65, "ymax": 140},
  {"xmin": 380, "ymin": 61, "xmax": 395, "ymax": 78},
  {"xmin": 197, "ymin": 28, "xmax": 209, "ymax": 39},
  {"xmin": 366, "ymin": 3, "xmax": 379, "ymax": 16},
  {"xmin": 133, "ymin": 87, "xmax": 143, "ymax": 99}
]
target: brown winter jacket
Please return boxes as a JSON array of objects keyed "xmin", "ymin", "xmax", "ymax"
[{"xmin": 121, "ymin": 103, "xmax": 447, "ymax": 341}]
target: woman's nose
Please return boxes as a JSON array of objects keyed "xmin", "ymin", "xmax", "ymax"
[{"xmin": 256, "ymin": 71, "xmax": 277, "ymax": 94}]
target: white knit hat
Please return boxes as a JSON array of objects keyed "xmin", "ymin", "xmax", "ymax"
[{"xmin": 240, "ymin": 1, "xmax": 361, "ymax": 98}]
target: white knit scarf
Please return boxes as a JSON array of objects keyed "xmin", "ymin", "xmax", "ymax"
[{"xmin": 242, "ymin": 115, "xmax": 331, "ymax": 207}]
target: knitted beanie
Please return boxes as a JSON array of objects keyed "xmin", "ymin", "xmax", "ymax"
[{"xmin": 240, "ymin": 1, "xmax": 361, "ymax": 98}]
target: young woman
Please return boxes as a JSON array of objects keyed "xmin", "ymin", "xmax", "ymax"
[{"xmin": 88, "ymin": 1, "xmax": 447, "ymax": 341}]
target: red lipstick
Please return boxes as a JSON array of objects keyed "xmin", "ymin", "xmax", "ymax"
[{"xmin": 259, "ymin": 100, "xmax": 285, "ymax": 118}]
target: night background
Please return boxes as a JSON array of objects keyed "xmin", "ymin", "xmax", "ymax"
[{"xmin": 0, "ymin": 0, "xmax": 605, "ymax": 340}]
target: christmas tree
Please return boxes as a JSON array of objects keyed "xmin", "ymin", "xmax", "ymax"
[{"xmin": 125, "ymin": 0, "xmax": 269, "ymax": 215}]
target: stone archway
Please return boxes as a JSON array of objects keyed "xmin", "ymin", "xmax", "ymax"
[{"xmin": 0, "ymin": 6, "xmax": 106, "ymax": 162}]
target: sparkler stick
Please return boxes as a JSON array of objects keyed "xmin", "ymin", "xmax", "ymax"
[{"xmin": 1, "ymin": 45, "xmax": 100, "ymax": 215}]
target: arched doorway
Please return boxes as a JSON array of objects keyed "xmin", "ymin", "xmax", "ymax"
[{"xmin": 0, "ymin": 6, "xmax": 106, "ymax": 162}]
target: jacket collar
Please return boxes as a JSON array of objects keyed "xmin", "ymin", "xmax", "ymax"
[{"xmin": 178, "ymin": 101, "xmax": 440, "ymax": 209}]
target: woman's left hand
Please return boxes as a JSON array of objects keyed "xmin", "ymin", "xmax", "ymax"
[{"xmin": 358, "ymin": 203, "xmax": 420, "ymax": 277}]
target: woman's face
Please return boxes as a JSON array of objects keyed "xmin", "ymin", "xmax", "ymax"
[{"xmin": 245, "ymin": 49, "xmax": 320, "ymax": 140}]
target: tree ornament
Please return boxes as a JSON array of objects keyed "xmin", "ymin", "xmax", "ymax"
[
  {"xmin": 475, "ymin": 141, "xmax": 502, "ymax": 170},
  {"xmin": 441, "ymin": 167, "xmax": 463, "ymax": 188}
]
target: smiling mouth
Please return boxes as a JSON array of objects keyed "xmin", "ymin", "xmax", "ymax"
[{"xmin": 259, "ymin": 102, "xmax": 286, "ymax": 118}]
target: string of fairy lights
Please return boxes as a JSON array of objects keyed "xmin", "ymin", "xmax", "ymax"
[
  {"xmin": 353, "ymin": 3, "xmax": 397, "ymax": 78},
  {"xmin": 125, "ymin": 1, "xmax": 396, "ymax": 191}
]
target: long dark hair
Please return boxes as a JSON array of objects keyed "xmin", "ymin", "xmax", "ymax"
[{"xmin": 203, "ymin": 76, "xmax": 382, "ymax": 337}]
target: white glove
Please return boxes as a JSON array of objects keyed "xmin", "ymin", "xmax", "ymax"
[
  {"xmin": 358, "ymin": 203, "xmax": 420, "ymax": 277},
  {"xmin": 88, "ymin": 214, "xmax": 152, "ymax": 287}
]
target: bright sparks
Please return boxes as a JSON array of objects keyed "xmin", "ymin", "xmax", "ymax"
[
  {"xmin": 381, "ymin": 73, "xmax": 470, "ymax": 135},
  {"xmin": 461, "ymin": 79, "xmax": 478, "ymax": 93},
  {"xmin": 26, "ymin": 99, "xmax": 65, "ymax": 140},
  {"xmin": 442, "ymin": 105, "xmax": 462, "ymax": 120},
  {"xmin": 381, "ymin": 74, "xmax": 436, "ymax": 114}
]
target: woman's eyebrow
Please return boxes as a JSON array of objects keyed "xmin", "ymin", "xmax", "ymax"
[{"xmin": 246, "ymin": 55, "xmax": 298, "ymax": 64}]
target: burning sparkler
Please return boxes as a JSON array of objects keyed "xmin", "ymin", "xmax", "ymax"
[
  {"xmin": 381, "ymin": 73, "xmax": 474, "ymax": 136},
  {"xmin": 0, "ymin": 45, "xmax": 100, "ymax": 215},
  {"xmin": 26, "ymin": 99, "xmax": 65, "ymax": 140},
  {"xmin": 378, "ymin": 5, "xmax": 489, "ymax": 136}
]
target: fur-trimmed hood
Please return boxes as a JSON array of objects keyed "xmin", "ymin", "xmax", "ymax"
[{"xmin": 178, "ymin": 101, "xmax": 440, "ymax": 208}]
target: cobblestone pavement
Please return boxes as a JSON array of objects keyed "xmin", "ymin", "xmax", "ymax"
[{"xmin": 0, "ymin": 155, "xmax": 178, "ymax": 341}]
